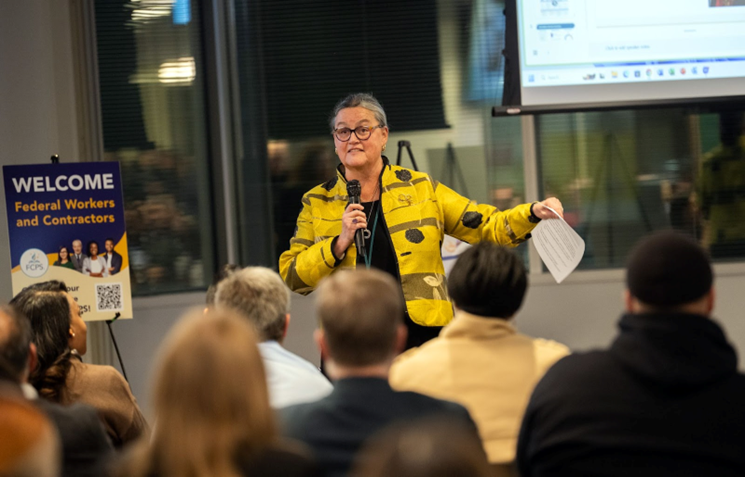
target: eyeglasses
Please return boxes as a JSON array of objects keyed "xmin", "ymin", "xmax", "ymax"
[{"xmin": 333, "ymin": 125, "xmax": 384, "ymax": 142}]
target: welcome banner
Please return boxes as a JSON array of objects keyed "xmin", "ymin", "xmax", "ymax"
[{"xmin": 3, "ymin": 162, "xmax": 133, "ymax": 320}]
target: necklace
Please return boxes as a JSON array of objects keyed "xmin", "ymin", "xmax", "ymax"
[
  {"xmin": 362, "ymin": 180, "xmax": 380, "ymax": 239},
  {"xmin": 362, "ymin": 180, "xmax": 381, "ymax": 269}
]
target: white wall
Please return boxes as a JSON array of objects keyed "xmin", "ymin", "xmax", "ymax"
[
  {"xmin": 519, "ymin": 263, "xmax": 745, "ymax": 352},
  {"xmin": 0, "ymin": 0, "xmax": 80, "ymax": 302}
]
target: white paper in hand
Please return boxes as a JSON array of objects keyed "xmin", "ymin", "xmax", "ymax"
[{"xmin": 531, "ymin": 207, "xmax": 585, "ymax": 283}]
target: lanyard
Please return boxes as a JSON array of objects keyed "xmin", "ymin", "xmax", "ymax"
[{"xmin": 363, "ymin": 205, "xmax": 380, "ymax": 269}]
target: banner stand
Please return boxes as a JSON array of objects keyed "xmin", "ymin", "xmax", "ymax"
[
  {"xmin": 105, "ymin": 313, "xmax": 127, "ymax": 382},
  {"xmin": 47, "ymin": 154, "xmax": 128, "ymax": 382}
]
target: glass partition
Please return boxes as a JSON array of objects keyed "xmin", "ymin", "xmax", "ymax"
[
  {"xmin": 95, "ymin": 0, "xmax": 214, "ymax": 294},
  {"xmin": 535, "ymin": 108, "xmax": 745, "ymax": 269}
]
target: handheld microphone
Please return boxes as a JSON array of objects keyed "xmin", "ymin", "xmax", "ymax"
[{"xmin": 346, "ymin": 180, "xmax": 367, "ymax": 258}]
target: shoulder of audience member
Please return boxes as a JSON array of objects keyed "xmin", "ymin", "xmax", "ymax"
[
  {"xmin": 389, "ymin": 340, "xmax": 445, "ymax": 383},
  {"xmin": 732, "ymin": 373, "xmax": 745, "ymax": 394},
  {"xmin": 36, "ymin": 399, "xmax": 102, "ymax": 431},
  {"xmin": 238, "ymin": 439, "xmax": 321, "ymax": 477},
  {"xmin": 531, "ymin": 337, "xmax": 571, "ymax": 363},
  {"xmin": 278, "ymin": 400, "xmax": 323, "ymax": 436},
  {"xmin": 395, "ymin": 388, "xmax": 474, "ymax": 421},
  {"xmin": 71, "ymin": 362, "xmax": 127, "ymax": 391},
  {"xmin": 422, "ymin": 396, "xmax": 481, "ymax": 438},
  {"xmin": 529, "ymin": 350, "xmax": 612, "ymax": 399},
  {"xmin": 36, "ymin": 399, "xmax": 114, "ymax": 450}
]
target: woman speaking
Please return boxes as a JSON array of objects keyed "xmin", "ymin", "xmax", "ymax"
[{"xmin": 279, "ymin": 93, "xmax": 562, "ymax": 348}]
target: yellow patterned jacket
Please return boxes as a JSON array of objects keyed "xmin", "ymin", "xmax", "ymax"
[{"xmin": 278, "ymin": 160, "xmax": 537, "ymax": 327}]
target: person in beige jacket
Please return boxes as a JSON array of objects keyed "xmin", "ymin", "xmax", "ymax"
[{"xmin": 389, "ymin": 242, "xmax": 569, "ymax": 471}]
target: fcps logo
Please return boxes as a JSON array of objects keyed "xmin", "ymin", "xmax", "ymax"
[{"xmin": 20, "ymin": 248, "xmax": 49, "ymax": 278}]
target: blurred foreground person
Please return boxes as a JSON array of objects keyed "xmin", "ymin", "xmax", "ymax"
[
  {"xmin": 0, "ymin": 389, "xmax": 60, "ymax": 477},
  {"xmin": 517, "ymin": 231, "xmax": 745, "ymax": 477},
  {"xmin": 116, "ymin": 309, "xmax": 318, "ymax": 477},
  {"xmin": 10, "ymin": 281, "xmax": 147, "ymax": 447},
  {"xmin": 390, "ymin": 243, "xmax": 569, "ymax": 474},
  {"xmin": 215, "ymin": 267, "xmax": 332, "ymax": 408},
  {"xmin": 352, "ymin": 419, "xmax": 492, "ymax": 477},
  {"xmin": 0, "ymin": 304, "xmax": 112, "ymax": 477},
  {"xmin": 281, "ymin": 269, "xmax": 478, "ymax": 477}
]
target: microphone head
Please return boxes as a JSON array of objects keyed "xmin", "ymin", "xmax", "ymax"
[{"xmin": 346, "ymin": 179, "xmax": 361, "ymax": 198}]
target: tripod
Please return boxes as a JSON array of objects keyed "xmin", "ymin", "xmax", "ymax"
[
  {"xmin": 440, "ymin": 142, "xmax": 470, "ymax": 197},
  {"xmin": 583, "ymin": 132, "xmax": 653, "ymax": 261},
  {"xmin": 396, "ymin": 140, "xmax": 419, "ymax": 171}
]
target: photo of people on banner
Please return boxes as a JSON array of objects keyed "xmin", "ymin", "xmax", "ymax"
[
  {"xmin": 3, "ymin": 162, "xmax": 133, "ymax": 321},
  {"xmin": 56, "ymin": 238, "xmax": 123, "ymax": 277}
]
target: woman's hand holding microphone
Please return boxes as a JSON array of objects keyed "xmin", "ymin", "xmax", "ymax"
[{"xmin": 333, "ymin": 204, "xmax": 367, "ymax": 260}]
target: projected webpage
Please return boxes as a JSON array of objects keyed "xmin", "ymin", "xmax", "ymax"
[{"xmin": 517, "ymin": 0, "xmax": 745, "ymax": 105}]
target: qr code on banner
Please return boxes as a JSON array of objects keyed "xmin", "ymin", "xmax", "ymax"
[{"xmin": 96, "ymin": 283, "xmax": 123, "ymax": 312}]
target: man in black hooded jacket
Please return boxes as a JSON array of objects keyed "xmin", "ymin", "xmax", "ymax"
[{"xmin": 517, "ymin": 231, "xmax": 745, "ymax": 477}]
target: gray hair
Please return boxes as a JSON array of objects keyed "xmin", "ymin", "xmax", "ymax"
[
  {"xmin": 214, "ymin": 267, "xmax": 290, "ymax": 342},
  {"xmin": 329, "ymin": 93, "xmax": 388, "ymax": 132}
]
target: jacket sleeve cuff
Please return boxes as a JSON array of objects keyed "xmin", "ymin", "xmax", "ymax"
[
  {"xmin": 505, "ymin": 203, "xmax": 538, "ymax": 243},
  {"xmin": 320, "ymin": 237, "xmax": 339, "ymax": 269},
  {"xmin": 330, "ymin": 236, "xmax": 345, "ymax": 266}
]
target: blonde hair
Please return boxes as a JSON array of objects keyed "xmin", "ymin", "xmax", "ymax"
[{"xmin": 121, "ymin": 309, "xmax": 276, "ymax": 477}]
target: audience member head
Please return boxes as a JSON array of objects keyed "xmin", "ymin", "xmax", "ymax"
[
  {"xmin": 625, "ymin": 231, "xmax": 714, "ymax": 316},
  {"xmin": 315, "ymin": 269, "xmax": 406, "ymax": 375},
  {"xmin": 353, "ymin": 418, "xmax": 492, "ymax": 477},
  {"xmin": 448, "ymin": 242, "xmax": 527, "ymax": 319},
  {"xmin": 0, "ymin": 392, "xmax": 61, "ymax": 477},
  {"xmin": 9, "ymin": 281, "xmax": 87, "ymax": 401},
  {"xmin": 0, "ymin": 304, "xmax": 34, "ymax": 384},
  {"xmin": 120, "ymin": 309, "xmax": 276, "ymax": 477},
  {"xmin": 214, "ymin": 267, "xmax": 290, "ymax": 343},
  {"xmin": 205, "ymin": 264, "xmax": 242, "ymax": 306}
]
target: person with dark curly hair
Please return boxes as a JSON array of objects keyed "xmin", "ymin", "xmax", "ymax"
[
  {"xmin": 10, "ymin": 281, "xmax": 147, "ymax": 447},
  {"xmin": 0, "ymin": 303, "xmax": 114, "ymax": 476}
]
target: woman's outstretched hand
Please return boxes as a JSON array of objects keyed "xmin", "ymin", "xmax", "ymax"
[{"xmin": 532, "ymin": 197, "xmax": 564, "ymax": 219}]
